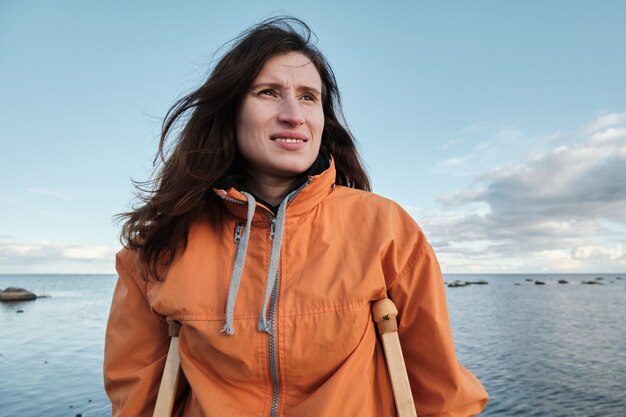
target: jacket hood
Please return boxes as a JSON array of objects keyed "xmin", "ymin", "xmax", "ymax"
[{"xmin": 213, "ymin": 155, "xmax": 337, "ymax": 224}]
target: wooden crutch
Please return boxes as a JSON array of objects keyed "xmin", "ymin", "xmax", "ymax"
[
  {"xmin": 372, "ymin": 298, "xmax": 418, "ymax": 417},
  {"xmin": 153, "ymin": 318, "xmax": 183, "ymax": 417}
]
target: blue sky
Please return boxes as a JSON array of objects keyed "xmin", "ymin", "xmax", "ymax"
[{"xmin": 1, "ymin": 1, "xmax": 625, "ymax": 273}]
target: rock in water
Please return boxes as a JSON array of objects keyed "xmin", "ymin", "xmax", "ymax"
[
  {"xmin": 535, "ymin": 281, "xmax": 546, "ymax": 285},
  {"xmin": 0, "ymin": 287, "xmax": 37, "ymax": 302},
  {"xmin": 558, "ymin": 280, "xmax": 568, "ymax": 284},
  {"xmin": 447, "ymin": 281, "xmax": 471, "ymax": 288}
]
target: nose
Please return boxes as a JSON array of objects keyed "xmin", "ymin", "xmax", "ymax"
[{"xmin": 278, "ymin": 95, "xmax": 305, "ymax": 126}]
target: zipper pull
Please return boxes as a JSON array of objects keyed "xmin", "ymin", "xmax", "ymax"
[
  {"xmin": 269, "ymin": 218, "xmax": 276, "ymax": 241},
  {"xmin": 234, "ymin": 222, "xmax": 243, "ymax": 243}
]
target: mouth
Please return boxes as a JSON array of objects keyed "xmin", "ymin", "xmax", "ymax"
[
  {"xmin": 271, "ymin": 137, "xmax": 307, "ymax": 143},
  {"xmin": 270, "ymin": 132, "xmax": 308, "ymax": 143}
]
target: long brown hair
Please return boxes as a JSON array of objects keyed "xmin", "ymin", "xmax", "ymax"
[{"xmin": 119, "ymin": 17, "xmax": 370, "ymax": 280}]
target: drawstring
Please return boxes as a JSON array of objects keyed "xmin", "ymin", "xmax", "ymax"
[
  {"xmin": 222, "ymin": 191, "xmax": 256, "ymax": 335},
  {"xmin": 222, "ymin": 188, "xmax": 300, "ymax": 336},
  {"xmin": 257, "ymin": 191, "xmax": 293, "ymax": 333}
]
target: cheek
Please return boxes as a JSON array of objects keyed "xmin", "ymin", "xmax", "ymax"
[
  {"xmin": 235, "ymin": 119, "xmax": 249, "ymax": 143},
  {"xmin": 312, "ymin": 110, "xmax": 325, "ymax": 137},
  {"xmin": 236, "ymin": 112, "xmax": 264, "ymax": 150},
  {"xmin": 235, "ymin": 123, "xmax": 258, "ymax": 161},
  {"xmin": 236, "ymin": 99, "xmax": 263, "ymax": 133}
]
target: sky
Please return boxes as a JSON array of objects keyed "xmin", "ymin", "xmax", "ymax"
[{"xmin": 1, "ymin": 1, "xmax": 625, "ymax": 274}]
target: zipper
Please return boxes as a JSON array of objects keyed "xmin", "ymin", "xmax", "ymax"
[
  {"xmin": 269, "ymin": 217, "xmax": 276, "ymax": 241},
  {"xmin": 220, "ymin": 194, "xmax": 247, "ymax": 206},
  {"xmin": 233, "ymin": 221, "xmax": 243, "ymax": 243},
  {"xmin": 266, "ymin": 211, "xmax": 281, "ymax": 417},
  {"xmin": 268, "ymin": 267, "xmax": 280, "ymax": 417},
  {"xmin": 265, "ymin": 180, "xmax": 311, "ymax": 417}
]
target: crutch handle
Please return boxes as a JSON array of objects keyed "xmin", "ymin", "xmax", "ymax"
[
  {"xmin": 372, "ymin": 298, "xmax": 399, "ymax": 333},
  {"xmin": 371, "ymin": 298, "xmax": 417, "ymax": 417}
]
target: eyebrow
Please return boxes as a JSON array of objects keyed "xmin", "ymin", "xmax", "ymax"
[{"xmin": 250, "ymin": 82, "xmax": 322, "ymax": 97}]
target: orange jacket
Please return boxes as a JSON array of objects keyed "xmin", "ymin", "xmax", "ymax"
[{"xmin": 104, "ymin": 159, "xmax": 488, "ymax": 416}]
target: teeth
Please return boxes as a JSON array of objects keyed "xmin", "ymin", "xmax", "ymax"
[{"xmin": 273, "ymin": 138, "xmax": 305, "ymax": 143}]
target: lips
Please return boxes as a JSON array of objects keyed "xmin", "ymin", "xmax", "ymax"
[
  {"xmin": 270, "ymin": 131, "xmax": 308, "ymax": 142},
  {"xmin": 269, "ymin": 131, "xmax": 309, "ymax": 151},
  {"xmin": 273, "ymin": 138, "xmax": 306, "ymax": 143}
]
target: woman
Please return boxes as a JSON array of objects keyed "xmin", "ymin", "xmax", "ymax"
[{"xmin": 104, "ymin": 17, "xmax": 488, "ymax": 417}]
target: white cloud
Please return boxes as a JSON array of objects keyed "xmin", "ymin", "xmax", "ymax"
[
  {"xmin": 416, "ymin": 111, "xmax": 626, "ymax": 272},
  {"xmin": 432, "ymin": 156, "xmax": 466, "ymax": 173},
  {"xmin": 572, "ymin": 245, "xmax": 624, "ymax": 261},
  {"xmin": 535, "ymin": 250, "xmax": 585, "ymax": 271},
  {"xmin": 0, "ymin": 241, "xmax": 117, "ymax": 273},
  {"xmin": 589, "ymin": 126, "xmax": 626, "ymax": 146},
  {"xmin": 62, "ymin": 245, "xmax": 116, "ymax": 260},
  {"xmin": 581, "ymin": 111, "xmax": 626, "ymax": 135}
]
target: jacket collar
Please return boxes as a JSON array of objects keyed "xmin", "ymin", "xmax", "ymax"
[{"xmin": 213, "ymin": 156, "xmax": 337, "ymax": 224}]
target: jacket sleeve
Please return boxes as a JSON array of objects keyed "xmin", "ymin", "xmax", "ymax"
[
  {"xmin": 387, "ymin": 234, "xmax": 489, "ymax": 417},
  {"xmin": 103, "ymin": 249, "xmax": 171, "ymax": 417}
]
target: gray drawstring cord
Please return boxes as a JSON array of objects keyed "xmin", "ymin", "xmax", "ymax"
[
  {"xmin": 222, "ymin": 188, "xmax": 300, "ymax": 336},
  {"xmin": 257, "ymin": 189, "xmax": 297, "ymax": 334},
  {"xmin": 222, "ymin": 191, "xmax": 256, "ymax": 336}
]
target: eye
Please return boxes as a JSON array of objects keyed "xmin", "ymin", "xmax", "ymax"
[
  {"xmin": 257, "ymin": 89, "xmax": 276, "ymax": 97},
  {"xmin": 301, "ymin": 93, "xmax": 318, "ymax": 102}
]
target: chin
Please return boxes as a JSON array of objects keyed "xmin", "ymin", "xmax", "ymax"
[{"xmin": 270, "ymin": 159, "xmax": 314, "ymax": 177}]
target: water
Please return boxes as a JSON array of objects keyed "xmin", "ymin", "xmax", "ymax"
[
  {"xmin": 0, "ymin": 275, "xmax": 117, "ymax": 417},
  {"xmin": 1, "ymin": 273, "xmax": 625, "ymax": 417},
  {"xmin": 446, "ymin": 274, "xmax": 626, "ymax": 417}
]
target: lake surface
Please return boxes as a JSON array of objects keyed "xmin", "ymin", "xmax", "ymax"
[{"xmin": 1, "ymin": 273, "xmax": 625, "ymax": 417}]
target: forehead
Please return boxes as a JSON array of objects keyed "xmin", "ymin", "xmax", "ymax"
[{"xmin": 254, "ymin": 52, "xmax": 322, "ymax": 89}]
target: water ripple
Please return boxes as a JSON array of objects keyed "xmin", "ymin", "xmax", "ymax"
[{"xmin": 1, "ymin": 273, "xmax": 625, "ymax": 416}]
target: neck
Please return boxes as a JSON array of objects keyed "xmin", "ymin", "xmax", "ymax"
[{"xmin": 243, "ymin": 172, "xmax": 302, "ymax": 207}]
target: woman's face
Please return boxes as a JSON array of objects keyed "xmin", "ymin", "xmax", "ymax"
[{"xmin": 236, "ymin": 52, "xmax": 324, "ymax": 182}]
